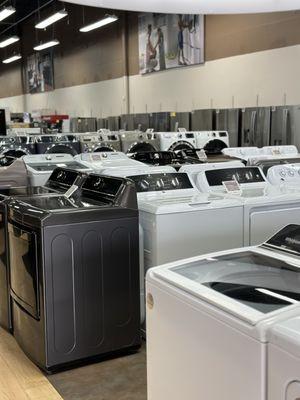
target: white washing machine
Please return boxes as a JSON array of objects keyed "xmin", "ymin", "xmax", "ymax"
[
  {"xmin": 222, "ymin": 146, "xmax": 261, "ymax": 161},
  {"xmin": 156, "ymin": 130, "xmax": 197, "ymax": 152},
  {"xmin": 194, "ymin": 130, "xmax": 229, "ymax": 154},
  {"xmin": 146, "ymin": 225, "xmax": 300, "ymax": 400},
  {"xmin": 24, "ymin": 154, "xmax": 91, "ymax": 187},
  {"xmin": 74, "ymin": 151, "xmax": 145, "ymax": 173},
  {"xmin": 180, "ymin": 161, "xmax": 244, "ymax": 185},
  {"xmin": 108, "ymin": 165, "xmax": 244, "ymax": 336},
  {"xmin": 196, "ymin": 164, "xmax": 300, "ymax": 245},
  {"xmin": 119, "ymin": 131, "xmax": 160, "ymax": 154}
]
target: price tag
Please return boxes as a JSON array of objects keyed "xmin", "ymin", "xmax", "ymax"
[
  {"xmin": 64, "ymin": 184, "xmax": 79, "ymax": 198},
  {"xmin": 272, "ymin": 149, "xmax": 281, "ymax": 156},
  {"xmin": 196, "ymin": 149, "xmax": 207, "ymax": 161},
  {"xmin": 222, "ymin": 178, "xmax": 241, "ymax": 194}
]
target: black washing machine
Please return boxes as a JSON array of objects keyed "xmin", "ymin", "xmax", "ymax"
[
  {"xmin": 0, "ymin": 168, "xmax": 88, "ymax": 332},
  {"xmin": 7, "ymin": 174, "xmax": 140, "ymax": 372},
  {"xmin": 0, "ymin": 136, "xmax": 36, "ymax": 157},
  {"xmin": 35, "ymin": 135, "xmax": 81, "ymax": 155},
  {"xmin": 130, "ymin": 151, "xmax": 202, "ymax": 171}
]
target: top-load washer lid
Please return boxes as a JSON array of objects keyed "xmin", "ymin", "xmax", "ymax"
[
  {"xmin": 0, "ymin": 167, "xmax": 88, "ymax": 199},
  {"xmin": 24, "ymin": 154, "xmax": 91, "ymax": 172},
  {"xmin": 222, "ymin": 147, "xmax": 261, "ymax": 160},
  {"xmin": 150, "ymin": 224, "xmax": 300, "ymax": 325},
  {"xmin": 261, "ymin": 145, "xmax": 298, "ymax": 156},
  {"xmin": 75, "ymin": 151, "xmax": 145, "ymax": 171}
]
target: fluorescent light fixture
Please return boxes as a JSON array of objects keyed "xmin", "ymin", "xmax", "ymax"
[
  {"xmin": 0, "ymin": 35, "xmax": 20, "ymax": 48},
  {"xmin": 79, "ymin": 15, "xmax": 118, "ymax": 33},
  {"xmin": 35, "ymin": 9, "xmax": 68, "ymax": 29},
  {"xmin": 34, "ymin": 39, "xmax": 60, "ymax": 51},
  {"xmin": 3, "ymin": 54, "xmax": 22, "ymax": 64},
  {"xmin": 0, "ymin": 6, "xmax": 15, "ymax": 21}
]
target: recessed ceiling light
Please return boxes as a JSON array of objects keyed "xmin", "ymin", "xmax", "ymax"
[
  {"xmin": 79, "ymin": 15, "xmax": 118, "ymax": 33},
  {"xmin": 35, "ymin": 9, "xmax": 68, "ymax": 29},
  {"xmin": 3, "ymin": 54, "xmax": 22, "ymax": 64},
  {"xmin": 0, "ymin": 6, "xmax": 16, "ymax": 22},
  {"xmin": 34, "ymin": 39, "xmax": 60, "ymax": 51},
  {"xmin": 0, "ymin": 36, "xmax": 20, "ymax": 48}
]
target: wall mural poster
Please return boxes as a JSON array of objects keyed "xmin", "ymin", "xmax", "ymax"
[
  {"xmin": 138, "ymin": 13, "xmax": 204, "ymax": 74},
  {"xmin": 26, "ymin": 52, "xmax": 54, "ymax": 94}
]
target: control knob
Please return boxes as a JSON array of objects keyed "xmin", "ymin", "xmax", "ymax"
[{"xmin": 139, "ymin": 179, "xmax": 150, "ymax": 190}]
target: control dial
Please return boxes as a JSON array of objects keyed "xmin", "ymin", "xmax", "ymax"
[{"xmin": 139, "ymin": 179, "xmax": 150, "ymax": 191}]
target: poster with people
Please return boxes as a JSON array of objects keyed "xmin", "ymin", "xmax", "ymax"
[
  {"xmin": 26, "ymin": 52, "xmax": 54, "ymax": 94},
  {"xmin": 138, "ymin": 13, "xmax": 204, "ymax": 74}
]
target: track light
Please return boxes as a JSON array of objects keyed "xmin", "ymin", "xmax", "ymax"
[
  {"xmin": 34, "ymin": 39, "xmax": 60, "ymax": 51},
  {"xmin": 79, "ymin": 15, "xmax": 118, "ymax": 33},
  {"xmin": 3, "ymin": 54, "xmax": 22, "ymax": 64},
  {"xmin": 35, "ymin": 9, "xmax": 68, "ymax": 29},
  {"xmin": 0, "ymin": 6, "xmax": 15, "ymax": 22},
  {"xmin": 0, "ymin": 36, "xmax": 20, "ymax": 48}
]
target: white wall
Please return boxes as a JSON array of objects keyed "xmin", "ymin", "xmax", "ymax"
[{"xmin": 1, "ymin": 44, "xmax": 300, "ymax": 116}]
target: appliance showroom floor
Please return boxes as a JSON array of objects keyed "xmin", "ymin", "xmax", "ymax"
[{"xmin": 0, "ymin": 327, "xmax": 147, "ymax": 400}]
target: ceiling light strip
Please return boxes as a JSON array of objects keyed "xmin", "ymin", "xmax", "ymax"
[
  {"xmin": 0, "ymin": 36, "xmax": 20, "ymax": 48},
  {"xmin": 79, "ymin": 15, "xmax": 118, "ymax": 33},
  {"xmin": 35, "ymin": 9, "xmax": 68, "ymax": 29},
  {"xmin": 3, "ymin": 54, "xmax": 22, "ymax": 64},
  {"xmin": 34, "ymin": 40, "xmax": 60, "ymax": 51},
  {"xmin": 0, "ymin": 6, "xmax": 16, "ymax": 22}
]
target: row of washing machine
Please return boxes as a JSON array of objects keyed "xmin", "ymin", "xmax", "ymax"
[{"xmin": 0, "ymin": 129, "xmax": 229, "ymax": 158}]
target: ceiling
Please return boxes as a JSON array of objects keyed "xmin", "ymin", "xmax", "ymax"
[
  {"xmin": 0, "ymin": 0, "xmax": 54, "ymax": 37},
  {"xmin": 61, "ymin": 0, "xmax": 300, "ymax": 14}
]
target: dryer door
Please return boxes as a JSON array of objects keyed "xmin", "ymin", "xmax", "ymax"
[
  {"xmin": 128, "ymin": 142, "xmax": 157, "ymax": 153},
  {"xmin": 46, "ymin": 143, "xmax": 77, "ymax": 156},
  {"xmin": 169, "ymin": 140, "xmax": 194, "ymax": 152},
  {"xmin": 93, "ymin": 144, "xmax": 115, "ymax": 152},
  {"xmin": 204, "ymin": 139, "xmax": 228, "ymax": 155},
  {"xmin": 286, "ymin": 381, "xmax": 300, "ymax": 400}
]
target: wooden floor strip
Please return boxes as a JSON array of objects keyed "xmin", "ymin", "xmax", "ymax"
[{"xmin": 0, "ymin": 328, "xmax": 63, "ymax": 400}]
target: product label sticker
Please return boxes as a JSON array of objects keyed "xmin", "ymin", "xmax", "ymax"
[
  {"xmin": 222, "ymin": 178, "xmax": 241, "ymax": 194},
  {"xmin": 196, "ymin": 149, "xmax": 207, "ymax": 160},
  {"xmin": 57, "ymin": 163, "xmax": 67, "ymax": 167},
  {"xmin": 272, "ymin": 149, "xmax": 281, "ymax": 155},
  {"xmin": 64, "ymin": 184, "xmax": 79, "ymax": 198}
]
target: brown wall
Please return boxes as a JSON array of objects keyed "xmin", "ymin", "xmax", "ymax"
[{"xmin": 1, "ymin": 6, "xmax": 300, "ymax": 98}]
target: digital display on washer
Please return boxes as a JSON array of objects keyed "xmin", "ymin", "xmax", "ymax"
[
  {"xmin": 264, "ymin": 224, "xmax": 300, "ymax": 256},
  {"xmin": 205, "ymin": 167, "xmax": 265, "ymax": 186},
  {"xmin": 172, "ymin": 251, "xmax": 300, "ymax": 314},
  {"xmin": 128, "ymin": 173, "xmax": 193, "ymax": 192}
]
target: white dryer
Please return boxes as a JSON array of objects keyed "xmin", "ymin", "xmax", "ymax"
[
  {"xmin": 119, "ymin": 131, "xmax": 160, "ymax": 154},
  {"xmin": 156, "ymin": 130, "xmax": 197, "ymax": 152},
  {"xmin": 24, "ymin": 154, "xmax": 91, "ymax": 187},
  {"xmin": 194, "ymin": 130, "xmax": 229, "ymax": 154},
  {"xmin": 196, "ymin": 164, "xmax": 300, "ymax": 245},
  {"xmin": 74, "ymin": 151, "xmax": 145, "ymax": 173},
  {"xmin": 222, "ymin": 146, "xmax": 261, "ymax": 161},
  {"xmin": 146, "ymin": 225, "xmax": 300, "ymax": 400}
]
